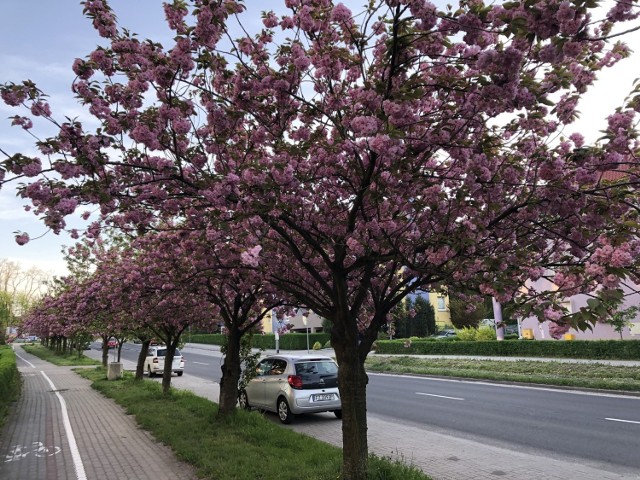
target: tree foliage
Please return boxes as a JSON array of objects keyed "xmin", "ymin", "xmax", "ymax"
[
  {"xmin": 394, "ymin": 296, "xmax": 436, "ymax": 337},
  {"xmin": 448, "ymin": 292, "xmax": 490, "ymax": 330},
  {"xmin": 600, "ymin": 304, "xmax": 639, "ymax": 340},
  {"xmin": 2, "ymin": 1, "xmax": 640, "ymax": 478}
]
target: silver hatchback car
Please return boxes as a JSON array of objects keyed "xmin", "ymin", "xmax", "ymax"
[{"xmin": 238, "ymin": 354, "xmax": 342, "ymax": 424}]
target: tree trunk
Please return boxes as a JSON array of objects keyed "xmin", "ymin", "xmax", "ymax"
[
  {"xmin": 135, "ymin": 340, "xmax": 151, "ymax": 381},
  {"xmin": 101, "ymin": 335, "xmax": 109, "ymax": 367},
  {"xmin": 332, "ymin": 330, "xmax": 369, "ymax": 480},
  {"xmin": 218, "ymin": 326, "xmax": 242, "ymax": 416},
  {"xmin": 161, "ymin": 335, "xmax": 181, "ymax": 395}
]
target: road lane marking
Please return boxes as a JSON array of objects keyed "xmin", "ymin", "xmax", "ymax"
[
  {"xmin": 14, "ymin": 352, "xmax": 36, "ymax": 368},
  {"xmin": 416, "ymin": 392, "xmax": 464, "ymax": 401},
  {"xmin": 369, "ymin": 372, "xmax": 640, "ymax": 400},
  {"xmin": 605, "ymin": 417, "xmax": 640, "ymax": 425},
  {"xmin": 192, "ymin": 362, "xmax": 209, "ymax": 365},
  {"xmin": 41, "ymin": 372, "xmax": 87, "ymax": 480}
]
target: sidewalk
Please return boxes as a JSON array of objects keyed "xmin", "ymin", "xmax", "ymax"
[
  {"xmin": 4, "ymin": 344, "xmax": 639, "ymax": 480},
  {"xmin": 1, "ymin": 345, "xmax": 197, "ymax": 480}
]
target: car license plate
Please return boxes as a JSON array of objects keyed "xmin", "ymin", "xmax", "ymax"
[{"xmin": 313, "ymin": 394, "xmax": 334, "ymax": 402}]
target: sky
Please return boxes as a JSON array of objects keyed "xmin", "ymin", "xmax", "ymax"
[{"xmin": 1, "ymin": 1, "xmax": 639, "ymax": 278}]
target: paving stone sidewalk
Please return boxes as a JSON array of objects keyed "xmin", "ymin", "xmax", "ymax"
[{"xmin": 0, "ymin": 345, "xmax": 197, "ymax": 480}]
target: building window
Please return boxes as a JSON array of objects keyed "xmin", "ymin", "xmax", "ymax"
[{"xmin": 437, "ymin": 296, "xmax": 446, "ymax": 311}]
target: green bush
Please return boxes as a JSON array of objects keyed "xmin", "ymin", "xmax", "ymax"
[
  {"xmin": 324, "ymin": 340, "xmax": 332, "ymax": 348},
  {"xmin": 374, "ymin": 339, "xmax": 640, "ymax": 360},
  {"xmin": 0, "ymin": 346, "xmax": 20, "ymax": 426},
  {"xmin": 313, "ymin": 341, "xmax": 323, "ymax": 350},
  {"xmin": 455, "ymin": 328, "xmax": 477, "ymax": 341},
  {"xmin": 476, "ymin": 326, "xmax": 497, "ymax": 341},
  {"xmin": 189, "ymin": 333, "xmax": 331, "ymax": 351}
]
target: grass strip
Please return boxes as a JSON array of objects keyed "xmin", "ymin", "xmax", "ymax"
[
  {"xmin": 0, "ymin": 346, "xmax": 21, "ymax": 428},
  {"xmin": 22, "ymin": 344, "xmax": 101, "ymax": 366},
  {"xmin": 365, "ymin": 356, "xmax": 640, "ymax": 392},
  {"xmin": 76, "ymin": 367, "xmax": 430, "ymax": 480}
]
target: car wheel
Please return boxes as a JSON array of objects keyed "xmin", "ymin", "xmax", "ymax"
[
  {"xmin": 147, "ymin": 366, "xmax": 154, "ymax": 378},
  {"xmin": 277, "ymin": 397, "xmax": 294, "ymax": 424},
  {"xmin": 238, "ymin": 390, "xmax": 251, "ymax": 411},
  {"xmin": 333, "ymin": 409, "xmax": 342, "ymax": 419},
  {"xmin": 177, "ymin": 371, "xmax": 183, "ymax": 377}
]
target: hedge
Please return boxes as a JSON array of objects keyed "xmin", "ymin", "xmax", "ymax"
[
  {"xmin": 189, "ymin": 333, "xmax": 331, "ymax": 351},
  {"xmin": 0, "ymin": 346, "xmax": 21, "ymax": 425},
  {"xmin": 374, "ymin": 339, "xmax": 640, "ymax": 360}
]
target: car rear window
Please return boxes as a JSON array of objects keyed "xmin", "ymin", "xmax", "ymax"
[
  {"xmin": 295, "ymin": 360, "xmax": 337, "ymax": 376},
  {"xmin": 294, "ymin": 360, "xmax": 338, "ymax": 389},
  {"xmin": 155, "ymin": 348, "xmax": 180, "ymax": 357}
]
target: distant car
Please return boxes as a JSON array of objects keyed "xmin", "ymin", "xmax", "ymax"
[
  {"xmin": 504, "ymin": 324, "xmax": 519, "ymax": 335},
  {"xmin": 144, "ymin": 346, "xmax": 185, "ymax": 377},
  {"xmin": 107, "ymin": 338, "xmax": 118, "ymax": 349},
  {"xmin": 238, "ymin": 354, "xmax": 342, "ymax": 424},
  {"xmin": 435, "ymin": 330, "xmax": 456, "ymax": 339}
]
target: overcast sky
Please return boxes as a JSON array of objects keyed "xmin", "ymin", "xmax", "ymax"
[{"xmin": 1, "ymin": 1, "xmax": 639, "ymax": 277}]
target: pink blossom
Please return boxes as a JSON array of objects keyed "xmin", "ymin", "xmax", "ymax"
[
  {"xmin": 1, "ymin": 85, "xmax": 28, "ymax": 106},
  {"xmin": 15, "ymin": 233, "xmax": 30, "ymax": 245},
  {"xmin": 262, "ymin": 11, "xmax": 279, "ymax": 28},
  {"xmin": 240, "ymin": 246, "xmax": 262, "ymax": 268},
  {"xmin": 331, "ymin": 3, "xmax": 352, "ymax": 23},
  {"xmin": 22, "ymin": 159, "xmax": 42, "ymax": 177},
  {"xmin": 350, "ymin": 116, "xmax": 379, "ymax": 136},
  {"xmin": 30, "ymin": 101, "xmax": 52, "ymax": 117},
  {"xmin": 172, "ymin": 117, "xmax": 191, "ymax": 135},
  {"xmin": 548, "ymin": 320, "xmax": 570, "ymax": 339},
  {"xmin": 10, "ymin": 115, "xmax": 33, "ymax": 130}
]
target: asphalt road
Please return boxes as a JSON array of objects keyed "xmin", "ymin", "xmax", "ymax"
[
  {"xmin": 367, "ymin": 372, "xmax": 640, "ymax": 469},
  {"xmin": 95, "ymin": 342, "xmax": 225, "ymax": 382},
  {"xmin": 97, "ymin": 342, "xmax": 640, "ymax": 470}
]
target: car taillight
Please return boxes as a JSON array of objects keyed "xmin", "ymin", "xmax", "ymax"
[
  {"xmin": 288, "ymin": 375, "xmax": 303, "ymax": 389},
  {"xmin": 180, "ymin": 357, "xmax": 185, "ymax": 363}
]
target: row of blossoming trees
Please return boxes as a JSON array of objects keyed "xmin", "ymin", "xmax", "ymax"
[{"xmin": 3, "ymin": 0, "xmax": 640, "ymax": 477}]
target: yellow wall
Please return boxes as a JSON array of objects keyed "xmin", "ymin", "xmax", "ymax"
[{"xmin": 429, "ymin": 292, "xmax": 452, "ymax": 328}]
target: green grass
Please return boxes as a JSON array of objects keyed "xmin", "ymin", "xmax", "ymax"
[
  {"xmin": 365, "ymin": 356, "xmax": 640, "ymax": 391},
  {"xmin": 22, "ymin": 344, "xmax": 101, "ymax": 366},
  {"xmin": 76, "ymin": 367, "xmax": 430, "ymax": 480},
  {"xmin": 0, "ymin": 345, "xmax": 21, "ymax": 428}
]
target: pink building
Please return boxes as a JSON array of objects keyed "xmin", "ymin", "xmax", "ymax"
[{"xmin": 518, "ymin": 279, "xmax": 640, "ymax": 340}]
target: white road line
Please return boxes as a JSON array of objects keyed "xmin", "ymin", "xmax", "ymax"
[
  {"xmin": 192, "ymin": 362, "xmax": 209, "ymax": 365},
  {"xmin": 14, "ymin": 352, "xmax": 36, "ymax": 369},
  {"xmin": 416, "ymin": 392, "xmax": 464, "ymax": 401},
  {"xmin": 369, "ymin": 372, "xmax": 640, "ymax": 400},
  {"xmin": 41, "ymin": 372, "xmax": 87, "ymax": 480},
  {"xmin": 605, "ymin": 417, "xmax": 640, "ymax": 425}
]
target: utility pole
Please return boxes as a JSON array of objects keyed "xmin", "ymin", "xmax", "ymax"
[
  {"xmin": 492, "ymin": 298, "xmax": 505, "ymax": 341},
  {"xmin": 302, "ymin": 309, "xmax": 310, "ymax": 353}
]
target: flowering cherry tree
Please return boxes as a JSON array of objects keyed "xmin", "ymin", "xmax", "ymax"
[
  {"xmin": 129, "ymin": 225, "xmax": 286, "ymax": 413},
  {"xmin": 3, "ymin": 0, "xmax": 640, "ymax": 478}
]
